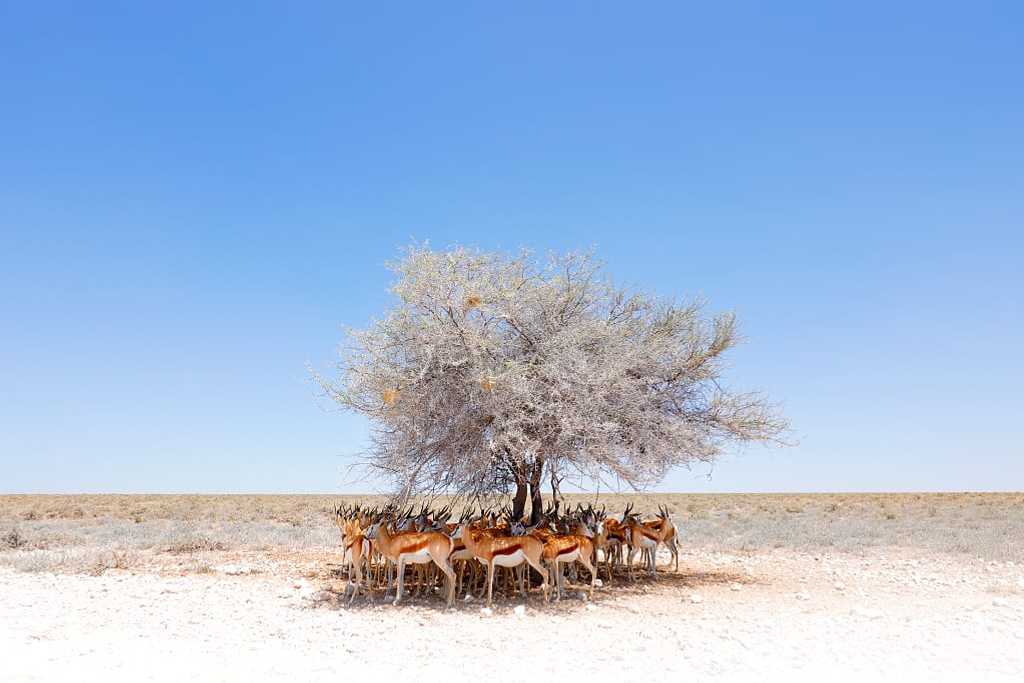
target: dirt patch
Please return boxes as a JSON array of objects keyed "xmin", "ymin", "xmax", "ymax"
[{"xmin": 3, "ymin": 548, "xmax": 1022, "ymax": 681}]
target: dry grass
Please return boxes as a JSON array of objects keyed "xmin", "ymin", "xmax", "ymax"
[
  {"xmin": 3, "ymin": 527, "xmax": 29, "ymax": 550},
  {"xmin": 1, "ymin": 492, "xmax": 1022, "ymax": 574}
]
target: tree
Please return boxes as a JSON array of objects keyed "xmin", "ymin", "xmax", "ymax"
[{"xmin": 315, "ymin": 245, "xmax": 788, "ymax": 522}]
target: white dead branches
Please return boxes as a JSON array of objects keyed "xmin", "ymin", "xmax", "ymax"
[{"xmin": 315, "ymin": 245, "xmax": 788, "ymax": 517}]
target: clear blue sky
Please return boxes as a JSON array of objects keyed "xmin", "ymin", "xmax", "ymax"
[{"xmin": 2, "ymin": 3, "xmax": 1021, "ymax": 494}]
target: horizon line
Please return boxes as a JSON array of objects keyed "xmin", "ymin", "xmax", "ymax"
[{"xmin": 3, "ymin": 490, "xmax": 1021, "ymax": 496}]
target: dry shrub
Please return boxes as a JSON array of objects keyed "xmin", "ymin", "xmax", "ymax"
[
  {"xmin": 46, "ymin": 505, "xmax": 85, "ymax": 520},
  {"xmin": 87, "ymin": 548, "xmax": 134, "ymax": 576},
  {"xmin": 110, "ymin": 548, "xmax": 132, "ymax": 569},
  {"xmin": 3, "ymin": 528, "xmax": 28, "ymax": 550},
  {"xmin": 164, "ymin": 537, "xmax": 228, "ymax": 554}
]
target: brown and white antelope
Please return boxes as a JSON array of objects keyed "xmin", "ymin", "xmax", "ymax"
[
  {"xmin": 623, "ymin": 503, "xmax": 677, "ymax": 579},
  {"xmin": 367, "ymin": 516, "xmax": 457, "ymax": 607},
  {"xmin": 458, "ymin": 518, "xmax": 550, "ymax": 607},
  {"xmin": 340, "ymin": 517, "xmax": 371, "ymax": 603},
  {"xmin": 644, "ymin": 505, "xmax": 679, "ymax": 572},
  {"xmin": 543, "ymin": 531, "xmax": 597, "ymax": 601}
]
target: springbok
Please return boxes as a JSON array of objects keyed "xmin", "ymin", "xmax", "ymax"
[
  {"xmin": 543, "ymin": 531, "xmax": 597, "ymax": 601},
  {"xmin": 459, "ymin": 517, "xmax": 550, "ymax": 607},
  {"xmin": 340, "ymin": 517, "xmax": 371, "ymax": 603},
  {"xmin": 367, "ymin": 516, "xmax": 457, "ymax": 607},
  {"xmin": 623, "ymin": 503, "xmax": 674, "ymax": 579},
  {"xmin": 644, "ymin": 505, "xmax": 679, "ymax": 572}
]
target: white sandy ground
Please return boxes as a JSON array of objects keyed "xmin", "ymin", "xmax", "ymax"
[{"xmin": 2, "ymin": 549, "xmax": 1023, "ymax": 682}]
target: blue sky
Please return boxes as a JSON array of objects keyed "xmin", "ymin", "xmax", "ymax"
[{"xmin": 2, "ymin": 2, "xmax": 1021, "ymax": 493}]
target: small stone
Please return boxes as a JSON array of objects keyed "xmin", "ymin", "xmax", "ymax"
[
  {"xmin": 513, "ymin": 604, "xmax": 526, "ymax": 617},
  {"xmin": 794, "ymin": 591, "xmax": 810, "ymax": 601},
  {"xmin": 594, "ymin": 578, "xmax": 604, "ymax": 587},
  {"xmin": 295, "ymin": 581, "xmax": 316, "ymax": 599},
  {"xmin": 463, "ymin": 594, "xmax": 474, "ymax": 603},
  {"xmin": 479, "ymin": 607, "xmax": 493, "ymax": 616},
  {"xmin": 690, "ymin": 593, "xmax": 703, "ymax": 604},
  {"xmin": 577, "ymin": 591, "xmax": 588, "ymax": 600},
  {"xmin": 852, "ymin": 608, "xmax": 883, "ymax": 619},
  {"xmin": 217, "ymin": 563, "xmax": 256, "ymax": 576},
  {"xmin": 729, "ymin": 583, "xmax": 741, "ymax": 592},
  {"xmin": 585, "ymin": 603, "xmax": 597, "ymax": 611},
  {"xmin": 834, "ymin": 582, "xmax": 846, "ymax": 591}
]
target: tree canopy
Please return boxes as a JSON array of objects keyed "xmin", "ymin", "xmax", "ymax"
[{"xmin": 316, "ymin": 245, "xmax": 788, "ymax": 520}]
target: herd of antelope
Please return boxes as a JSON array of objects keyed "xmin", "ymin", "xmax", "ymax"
[{"xmin": 332, "ymin": 502, "xmax": 679, "ymax": 607}]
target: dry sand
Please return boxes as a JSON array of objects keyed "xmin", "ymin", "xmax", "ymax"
[
  {"xmin": 2, "ymin": 494, "xmax": 1023, "ymax": 681},
  {"xmin": 2, "ymin": 547, "xmax": 1023, "ymax": 682}
]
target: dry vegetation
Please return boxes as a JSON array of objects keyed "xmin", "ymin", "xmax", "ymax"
[
  {"xmin": 4, "ymin": 492, "xmax": 1023, "ymax": 680},
  {"xmin": 2, "ymin": 492, "xmax": 1022, "ymax": 576}
]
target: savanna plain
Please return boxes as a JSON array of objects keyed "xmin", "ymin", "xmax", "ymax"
[{"xmin": 2, "ymin": 492, "xmax": 1023, "ymax": 681}]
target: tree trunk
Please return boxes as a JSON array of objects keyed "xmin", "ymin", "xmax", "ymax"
[
  {"xmin": 551, "ymin": 467, "xmax": 563, "ymax": 513},
  {"xmin": 509, "ymin": 453, "xmax": 529, "ymax": 520},
  {"xmin": 528, "ymin": 458, "xmax": 545, "ymax": 525},
  {"xmin": 511, "ymin": 479, "xmax": 527, "ymax": 520}
]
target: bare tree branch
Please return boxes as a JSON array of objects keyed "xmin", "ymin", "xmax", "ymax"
[{"xmin": 314, "ymin": 244, "xmax": 789, "ymax": 500}]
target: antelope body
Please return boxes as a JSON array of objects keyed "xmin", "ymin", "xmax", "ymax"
[
  {"xmin": 459, "ymin": 521, "xmax": 549, "ymax": 607},
  {"xmin": 369, "ymin": 521, "xmax": 457, "ymax": 607}
]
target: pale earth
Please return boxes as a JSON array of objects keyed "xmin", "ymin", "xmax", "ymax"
[{"xmin": 3, "ymin": 547, "xmax": 1022, "ymax": 682}]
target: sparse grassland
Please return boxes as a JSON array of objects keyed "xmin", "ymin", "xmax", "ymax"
[
  {"xmin": 3, "ymin": 492, "xmax": 1023, "ymax": 680},
  {"xmin": 1, "ymin": 492, "xmax": 1022, "ymax": 574}
]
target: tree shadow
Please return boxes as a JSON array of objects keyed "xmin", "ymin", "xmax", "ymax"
[
  {"xmin": 598, "ymin": 567, "xmax": 755, "ymax": 596},
  {"xmin": 310, "ymin": 565, "xmax": 761, "ymax": 612}
]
